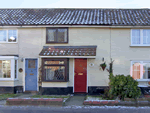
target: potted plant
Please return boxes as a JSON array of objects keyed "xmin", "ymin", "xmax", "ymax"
[{"xmin": 100, "ymin": 62, "xmax": 107, "ymax": 71}]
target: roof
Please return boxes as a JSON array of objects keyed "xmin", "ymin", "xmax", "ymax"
[
  {"xmin": 0, "ymin": 8, "xmax": 149, "ymax": 26},
  {"xmin": 39, "ymin": 46, "xmax": 97, "ymax": 57}
]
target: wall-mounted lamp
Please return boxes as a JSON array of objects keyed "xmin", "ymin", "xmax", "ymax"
[
  {"xmin": 21, "ymin": 58, "xmax": 24, "ymax": 62},
  {"xmin": 102, "ymin": 57, "xmax": 104, "ymax": 62}
]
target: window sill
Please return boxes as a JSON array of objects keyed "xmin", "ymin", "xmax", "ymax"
[
  {"xmin": 46, "ymin": 42, "xmax": 68, "ymax": 44},
  {"xmin": 14, "ymin": 79, "xmax": 19, "ymax": 81},
  {"xmin": 0, "ymin": 79, "xmax": 14, "ymax": 81},
  {"xmin": 130, "ymin": 45, "xmax": 150, "ymax": 47},
  {"xmin": 42, "ymin": 80, "xmax": 69, "ymax": 82},
  {"xmin": 136, "ymin": 79, "xmax": 150, "ymax": 82},
  {"xmin": 0, "ymin": 42, "xmax": 17, "ymax": 44}
]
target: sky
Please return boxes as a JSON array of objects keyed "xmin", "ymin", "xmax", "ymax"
[{"xmin": 0, "ymin": 0, "xmax": 149, "ymax": 8}]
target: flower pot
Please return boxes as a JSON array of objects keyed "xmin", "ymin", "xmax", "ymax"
[
  {"xmin": 100, "ymin": 62, "xmax": 107, "ymax": 71},
  {"xmin": 101, "ymin": 66, "xmax": 106, "ymax": 71}
]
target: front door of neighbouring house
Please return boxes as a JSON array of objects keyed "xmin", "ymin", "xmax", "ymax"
[
  {"xmin": 25, "ymin": 59, "xmax": 37, "ymax": 91},
  {"xmin": 74, "ymin": 58, "xmax": 87, "ymax": 93}
]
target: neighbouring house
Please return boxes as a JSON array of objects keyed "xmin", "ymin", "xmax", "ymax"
[{"xmin": 0, "ymin": 8, "xmax": 150, "ymax": 95}]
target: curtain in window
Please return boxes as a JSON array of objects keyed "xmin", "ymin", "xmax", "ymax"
[
  {"xmin": 57, "ymin": 29, "xmax": 67, "ymax": 42},
  {"xmin": 0, "ymin": 60, "xmax": 11, "ymax": 78},
  {"xmin": 143, "ymin": 62, "xmax": 150, "ymax": 79},
  {"xmin": 8, "ymin": 30, "xmax": 17, "ymax": 42},
  {"xmin": 47, "ymin": 29, "xmax": 56, "ymax": 41},
  {"xmin": 0, "ymin": 61, "xmax": 2, "ymax": 78},
  {"xmin": 0, "ymin": 30, "xmax": 6, "ymax": 41},
  {"xmin": 132, "ymin": 62, "xmax": 141, "ymax": 79},
  {"xmin": 143, "ymin": 30, "xmax": 150, "ymax": 44},
  {"xmin": 45, "ymin": 66, "xmax": 65, "ymax": 80},
  {"xmin": 132, "ymin": 30, "xmax": 140, "ymax": 44}
]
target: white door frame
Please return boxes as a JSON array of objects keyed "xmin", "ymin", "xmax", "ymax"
[
  {"xmin": 73, "ymin": 58, "xmax": 88, "ymax": 93},
  {"xmin": 23, "ymin": 58, "xmax": 39, "ymax": 92}
]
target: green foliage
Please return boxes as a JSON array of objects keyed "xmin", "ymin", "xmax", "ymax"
[
  {"xmin": 107, "ymin": 74, "xmax": 141, "ymax": 101},
  {"xmin": 102, "ymin": 87, "xmax": 116, "ymax": 100}
]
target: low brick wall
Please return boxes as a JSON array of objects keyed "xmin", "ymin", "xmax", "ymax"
[
  {"xmin": 83, "ymin": 100, "xmax": 150, "ymax": 106},
  {"xmin": 83, "ymin": 100, "xmax": 119, "ymax": 106},
  {"xmin": 6, "ymin": 98, "xmax": 63, "ymax": 106}
]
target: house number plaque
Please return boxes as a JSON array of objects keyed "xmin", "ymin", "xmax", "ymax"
[{"xmin": 30, "ymin": 73, "xmax": 34, "ymax": 75}]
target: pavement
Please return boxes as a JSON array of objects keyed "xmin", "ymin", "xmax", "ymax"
[
  {"xmin": 0, "ymin": 93, "xmax": 33, "ymax": 105},
  {"xmin": 65, "ymin": 95, "xmax": 85, "ymax": 106}
]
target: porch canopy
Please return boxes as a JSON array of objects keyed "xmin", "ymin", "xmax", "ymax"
[{"xmin": 39, "ymin": 46, "xmax": 97, "ymax": 58}]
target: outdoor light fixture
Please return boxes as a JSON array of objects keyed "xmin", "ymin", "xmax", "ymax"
[
  {"xmin": 21, "ymin": 58, "xmax": 24, "ymax": 62},
  {"xmin": 102, "ymin": 57, "xmax": 104, "ymax": 62}
]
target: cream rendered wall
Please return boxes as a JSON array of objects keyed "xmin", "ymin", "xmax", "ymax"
[
  {"xmin": 3, "ymin": 27, "xmax": 150, "ymax": 88},
  {"xmin": 111, "ymin": 28, "xmax": 150, "ymax": 86},
  {"xmin": 41, "ymin": 28, "xmax": 111, "ymax": 87},
  {"xmin": 0, "ymin": 28, "xmax": 18, "ymax": 55},
  {"xmin": 0, "ymin": 81, "xmax": 14, "ymax": 86}
]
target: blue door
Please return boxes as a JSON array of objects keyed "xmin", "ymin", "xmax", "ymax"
[{"xmin": 25, "ymin": 59, "xmax": 37, "ymax": 91}]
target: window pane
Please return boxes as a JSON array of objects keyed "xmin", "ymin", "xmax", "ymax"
[
  {"xmin": 57, "ymin": 29, "xmax": 67, "ymax": 42},
  {"xmin": 28, "ymin": 60, "xmax": 35, "ymax": 68},
  {"xmin": 143, "ymin": 30, "xmax": 150, "ymax": 44},
  {"xmin": 8, "ymin": 30, "xmax": 17, "ymax": 42},
  {"xmin": 15, "ymin": 60, "xmax": 17, "ymax": 78},
  {"xmin": 45, "ymin": 66, "xmax": 65, "ymax": 80},
  {"xmin": 132, "ymin": 62, "xmax": 141, "ymax": 79},
  {"xmin": 132, "ymin": 30, "xmax": 140, "ymax": 44},
  {"xmin": 0, "ymin": 30, "xmax": 7, "ymax": 41},
  {"xmin": 0, "ymin": 61, "xmax": 2, "ymax": 78},
  {"xmin": 2, "ymin": 60, "xmax": 11, "ymax": 78},
  {"xmin": 44, "ymin": 61, "xmax": 64, "ymax": 65},
  {"xmin": 47, "ymin": 29, "xmax": 56, "ymax": 42},
  {"xmin": 143, "ymin": 62, "xmax": 150, "ymax": 79}
]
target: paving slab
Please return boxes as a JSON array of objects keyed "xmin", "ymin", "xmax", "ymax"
[{"xmin": 65, "ymin": 96, "xmax": 85, "ymax": 106}]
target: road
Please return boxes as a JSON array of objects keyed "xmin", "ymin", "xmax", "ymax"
[{"xmin": 0, "ymin": 105, "xmax": 150, "ymax": 113}]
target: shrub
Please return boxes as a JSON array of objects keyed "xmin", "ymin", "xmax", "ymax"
[
  {"xmin": 108, "ymin": 74, "xmax": 141, "ymax": 101},
  {"xmin": 102, "ymin": 87, "xmax": 116, "ymax": 100}
]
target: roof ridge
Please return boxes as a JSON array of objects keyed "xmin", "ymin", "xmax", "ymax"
[{"xmin": 0, "ymin": 8, "xmax": 149, "ymax": 10}]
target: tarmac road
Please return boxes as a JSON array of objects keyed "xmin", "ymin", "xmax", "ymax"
[{"xmin": 0, "ymin": 105, "xmax": 150, "ymax": 113}]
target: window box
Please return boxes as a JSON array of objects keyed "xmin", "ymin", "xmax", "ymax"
[
  {"xmin": 42, "ymin": 58, "xmax": 69, "ymax": 82},
  {"xmin": 46, "ymin": 28, "xmax": 68, "ymax": 44},
  {"xmin": 0, "ymin": 56, "xmax": 18, "ymax": 80},
  {"xmin": 0, "ymin": 29, "xmax": 18, "ymax": 43},
  {"xmin": 131, "ymin": 29, "xmax": 150, "ymax": 46}
]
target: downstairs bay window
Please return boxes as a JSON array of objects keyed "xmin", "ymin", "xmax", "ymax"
[
  {"xmin": 0, "ymin": 56, "xmax": 18, "ymax": 80},
  {"xmin": 42, "ymin": 59, "xmax": 69, "ymax": 82},
  {"xmin": 131, "ymin": 61, "xmax": 150, "ymax": 80}
]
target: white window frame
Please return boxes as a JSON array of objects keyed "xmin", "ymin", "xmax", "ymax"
[
  {"xmin": 0, "ymin": 29, "xmax": 18, "ymax": 43},
  {"xmin": 0, "ymin": 56, "xmax": 18, "ymax": 80},
  {"xmin": 131, "ymin": 29, "xmax": 150, "ymax": 46},
  {"xmin": 131, "ymin": 60, "xmax": 150, "ymax": 81},
  {"xmin": 14, "ymin": 59, "xmax": 18, "ymax": 80}
]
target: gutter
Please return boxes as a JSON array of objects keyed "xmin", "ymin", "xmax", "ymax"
[{"xmin": 0, "ymin": 25, "xmax": 150, "ymax": 28}]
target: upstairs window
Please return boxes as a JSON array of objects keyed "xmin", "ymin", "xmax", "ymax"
[
  {"xmin": 46, "ymin": 28, "xmax": 68, "ymax": 43},
  {"xmin": 131, "ymin": 29, "xmax": 150, "ymax": 46},
  {"xmin": 0, "ymin": 30, "xmax": 17, "ymax": 43}
]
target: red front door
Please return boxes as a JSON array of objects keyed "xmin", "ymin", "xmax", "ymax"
[{"xmin": 74, "ymin": 58, "xmax": 87, "ymax": 93}]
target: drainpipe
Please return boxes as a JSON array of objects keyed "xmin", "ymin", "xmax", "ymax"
[{"xmin": 110, "ymin": 27, "xmax": 111, "ymax": 61}]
